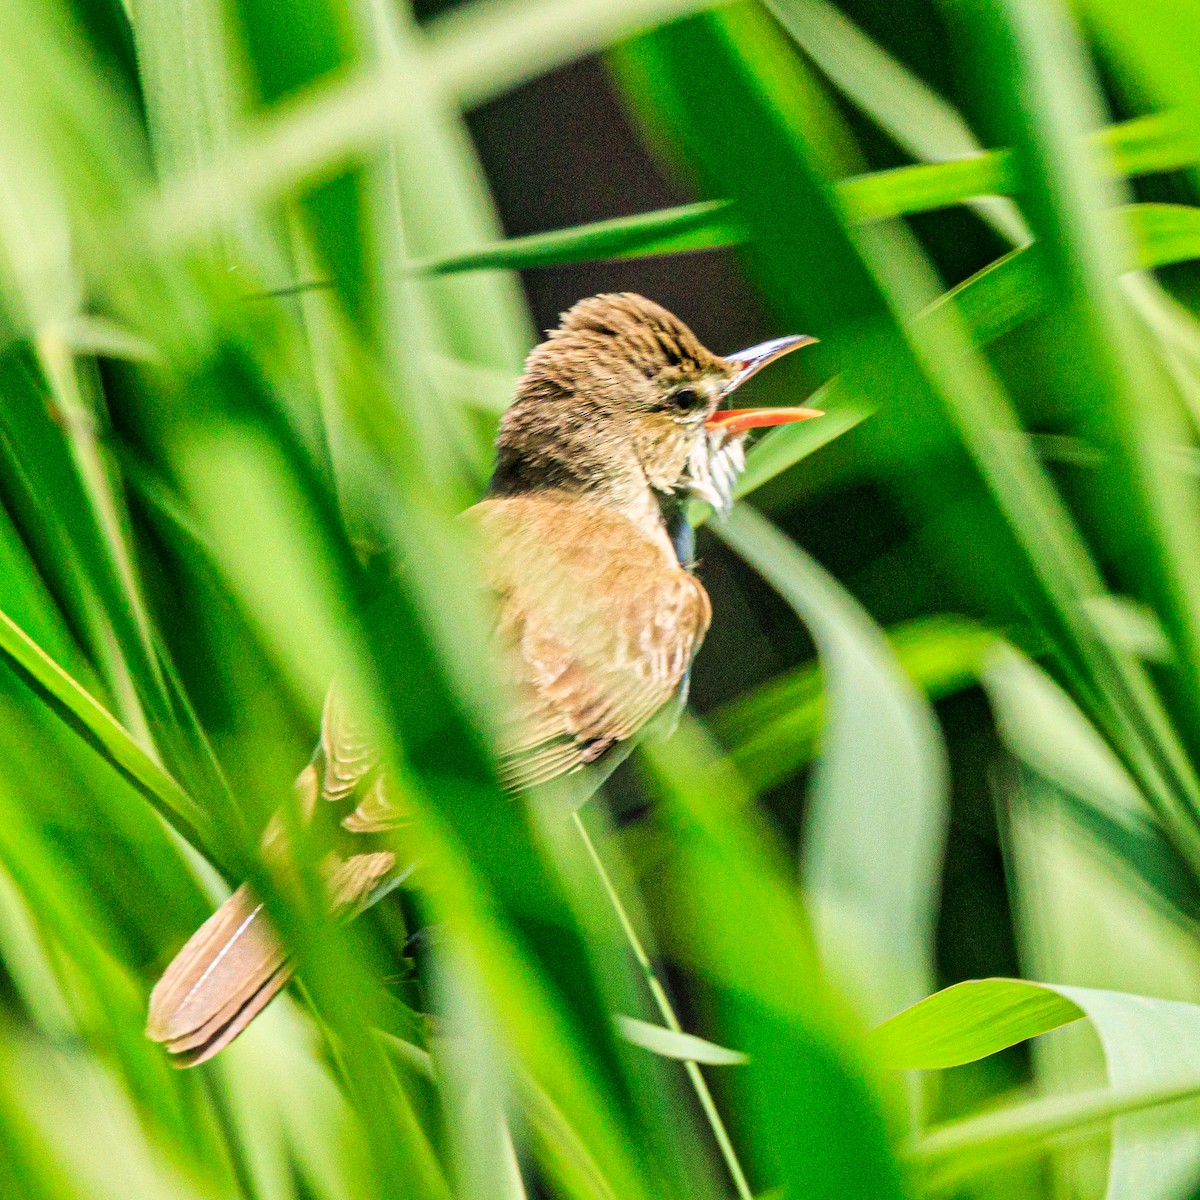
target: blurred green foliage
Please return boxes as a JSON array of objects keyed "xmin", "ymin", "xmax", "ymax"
[{"xmin": 5, "ymin": 0, "xmax": 1200, "ymax": 1197}]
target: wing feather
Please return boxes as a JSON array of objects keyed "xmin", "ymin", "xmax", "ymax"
[
  {"xmin": 313, "ymin": 493, "xmax": 709, "ymax": 825},
  {"xmin": 320, "ymin": 683, "xmax": 376, "ymax": 802},
  {"xmin": 478, "ymin": 494, "xmax": 710, "ymax": 782}
]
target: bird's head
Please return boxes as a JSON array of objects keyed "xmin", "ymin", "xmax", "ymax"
[{"xmin": 491, "ymin": 293, "xmax": 821, "ymax": 514}]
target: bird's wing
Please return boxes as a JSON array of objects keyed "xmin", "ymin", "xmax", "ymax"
[
  {"xmin": 315, "ymin": 686, "xmax": 416, "ymax": 834},
  {"xmin": 158, "ymin": 497, "xmax": 717, "ymax": 1065},
  {"xmin": 474, "ymin": 494, "xmax": 711, "ymax": 788},
  {"xmin": 315, "ymin": 492, "xmax": 709, "ymax": 824},
  {"xmin": 320, "ymin": 682, "xmax": 377, "ymax": 803}
]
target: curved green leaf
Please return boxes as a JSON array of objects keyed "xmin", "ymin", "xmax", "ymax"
[
  {"xmin": 866, "ymin": 978, "xmax": 1083, "ymax": 1070},
  {"xmin": 617, "ymin": 1016, "xmax": 749, "ymax": 1066},
  {"xmin": 716, "ymin": 506, "xmax": 948, "ymax": 1021},
  {"xmin": 0, "ymin": 605, "xmax": 213, "ymax": 852},
  {"xmin": 715, "ymin": 617, "xmax": 997, "ymax": 793},
  {"xmin": 873, "ymin": 975, "xmax": 1200, "ymax": 1198}
]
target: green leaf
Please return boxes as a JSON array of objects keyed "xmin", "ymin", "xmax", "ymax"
[
  {"xmin": 716, "ymin": 506, "xmax": 948, "ymax": 1021},
  {"xmin": 837, "ymin": 116, "xmax": 1196, "ymax": 221},
  {"xmin": 958, "ymin": 0, "xmax": 1200, "ymax": 869},
  {"xmin": 617, "ymin": 1016, "xmax": 749, "ymax": 1066},
  {"xmin": 867, "ymin": 978, "xmax": 1084, "ymax": 1071},
  {"xmin": 715, "ymin": 616, "xmax": 996, "ymax": 793},
  {"xmin": 914, "ymin": 1076, "xmax": 1200, "ymax": 1193},
  {"xmin": 1078, "ymin": 0, "xmax": 1200, "ymax": 174},
  {"xmin": 0, "ymin": 604, "xmax": 214, "ymax": 853},
  {"xmin": 424, "ymin": 0, "xmax": 724, "ymax": 110},
  {"xmin": 417, "ymin": 199, "xmax": 737, "ymax": 275},
  {"xmin": 621, "ymin": 3, "xmax": 1200, "ymax": 880},
  {"xmin": 362, "ymin": 0, "xmax": 533, "ymax": 374},
  {"xmin": 641, "ymin": 720, "xmax": 908, "ymax": 1200},
  {"xmin": 983, "ymin": 643, "xmax": 1147, "ymax": 819},
  {"xmin": 1128, "ymin": 202, "xmax": 1200, "ymax": 270},
  {"xmin": 765, "ymin": 0, "xmax": 1028, "ymax": 240},
  {"xmin": 873, "ymin": 976, "xmax": 1200, "ymax": 1198},
  {"xmin": 413, "ymin": 189, "xmax": 1200, "ymax": 284}
]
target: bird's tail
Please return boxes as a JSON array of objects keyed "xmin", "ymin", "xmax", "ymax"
[
  {"xmin": 146, "ymin": 848, "xmax": 398, "ymax": 1067},
  {"xmin": 146, "ymin": 884, "xmax": 290, "ymax": 1067}
]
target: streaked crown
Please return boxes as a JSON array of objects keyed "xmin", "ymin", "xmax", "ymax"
[{"xmin": 489, "ymin": 293, "xmax": 819, "ymax": 514}]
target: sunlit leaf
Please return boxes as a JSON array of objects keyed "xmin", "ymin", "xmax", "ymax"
[
  {"xmin": 617, "ymin": 1016, "xmax": 749, "ymax": 1066},
  {"xmin": 874, "ymin": 975, "xmax": 1200, "ymax": 1198}
]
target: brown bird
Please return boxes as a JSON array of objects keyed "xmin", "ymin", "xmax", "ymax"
[{"xmin": 147, "ymin": 292, "xmax": 820, "ymax": 1065}]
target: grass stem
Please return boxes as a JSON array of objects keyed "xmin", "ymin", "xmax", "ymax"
[{"xmin": 572, "ymin": 810, "xmax": 754, "ymax": 1200}]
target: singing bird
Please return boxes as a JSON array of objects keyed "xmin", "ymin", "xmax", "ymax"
[{"xmin": 147, "ymin": 293, "xmax": 820, "ymax": 1064}]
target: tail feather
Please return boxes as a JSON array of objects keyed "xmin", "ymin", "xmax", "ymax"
[
  {"xmin": 169, "ymin": 965, "xmax": 293, "ymax": 1067},
  {"xmin": 147, "ymin": 884, "xmax": 289, "ymax": 1066},
  {"xmin": 147, "ymin": 851, "xmax": 398, "ymax": 1066},
  {"xmin": 157, "ymin": 960, "xmax": 283, "ymax": 1056}
]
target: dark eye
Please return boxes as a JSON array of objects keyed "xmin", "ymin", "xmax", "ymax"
[{"xmin": 671, "ymin": 387, "xmax": 706, "ymax": 413}]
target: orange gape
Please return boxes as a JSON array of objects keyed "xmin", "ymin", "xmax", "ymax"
[{"xmin": 147, "ymin": 292, "xmax": 820, "ymax": 1065}]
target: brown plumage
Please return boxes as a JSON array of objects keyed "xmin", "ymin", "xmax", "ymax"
[{"xmin": 147, "ymin": 293, "xmax": 819, "ymax": 1064}]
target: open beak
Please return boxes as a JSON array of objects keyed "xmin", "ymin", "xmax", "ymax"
[{"xmin": 706, "ymin": 333, "xmax": 822, "ymax": 434}]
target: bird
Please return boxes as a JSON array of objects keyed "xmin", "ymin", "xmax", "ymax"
[{"xmin": 146, "ymin": 292, "xmax": 820, "ymax": 1065}]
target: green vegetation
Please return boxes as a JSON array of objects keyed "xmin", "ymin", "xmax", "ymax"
[{"xmin": 5, "ymin": 0, "xmax": 1200, "ymax": 1197}]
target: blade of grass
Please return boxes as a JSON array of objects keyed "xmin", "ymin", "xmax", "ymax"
[
  {"xmin": 769, "ymin": 0, "xmax": 1200, "ymax": 503},
  {"xmin": 364, "ymin": 0, "xmax": 532, "ymax": 374},
  {"xmin": 0, "ymin": 485, "xmax": 98, "ymax": 690},
  {"xmin": 0, "ymin": 761, "xmax": 202, "ymax": 1159},
  {"xmin": 0, "ymin": 604, "xmax": 214, "ymax": 852},
  {"xmin": 611, "ymin": 2, "xmax": 1200, "ymax": 886},
  {"xmin": 912, "ymin": 1076, "xmax": 1200, "ymax": 1192},
  {"xmin": 423, "ymin": 0, "xmax": 723, "ymax": 110},
  {"xmin": 867, "ymin": 979, "xmax": 1084, "ymax": 1070},
  {"xmin": 416, "ymin": 199, "xmax": 737, "ymax": 275},
  {"xmin": 958, "ymin": 0, "xmax": 1200, "ymax": 862},
  {"xmin": 617, "ymin": 1017, "xmax": 748, "ymax": 1066},
  {"xmin": 158, "ymin": 103, "xmax": 1198, "ymax": 267},
  {"xmin": 715, "ymin": 616, "xmax": 996, "ymax": 793},
  {"xmin": 125, "ymin": 0, "xmax": 258, "ymax": 270},
  {"xmin": 717, "ymin": 505, "xmax": 947, "ymax": 1019},
  {"xmin": 640, "ymin": 720, "xmax": 909, "ymax": 1200},
  {"xmin": 571, "ymin": 811, "xmax": 753, "ymax": 1199},
  {"xmin": 765, "ymin": 0, "xmax": 1029, "ymax": 241},
  {"xmin": 409, "ymin": 196, "xmax": 1200, "ymax": 278}
]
